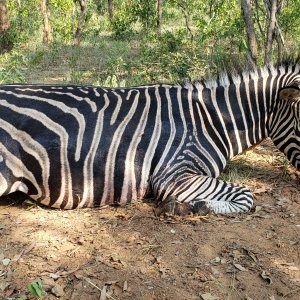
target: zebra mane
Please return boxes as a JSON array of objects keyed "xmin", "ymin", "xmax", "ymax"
[
  {"xmin": 184, "ymin": 54, "xmax": 300, "ymax": 90},
  {"xmin": 274, "ymin": 54, "xmax": 300, "ymax": 68}
]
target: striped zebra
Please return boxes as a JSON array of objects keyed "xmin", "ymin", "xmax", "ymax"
[{"xmin": 0, "ymin": 60, "xmax": 299, "ymax": 214}]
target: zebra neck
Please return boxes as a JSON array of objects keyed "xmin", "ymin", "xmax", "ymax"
[{"xmin": 190, "ymin": 73, "xmax": 269, "ymax": 160}]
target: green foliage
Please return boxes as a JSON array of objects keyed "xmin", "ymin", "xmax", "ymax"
[
  {"xmin": 159, "ymin": 31, "xmax": 184, "ymax": 52},
  {"xmin": 111, "ymin": 3, "xmax": 137, "ymax": 37},
  {"xmin": 102, "ymin": 74, "xmax": 126, "ymax": 88},
  {"xmin": 48, "ymin": 0, "xmax": 75, "ymax": 41},
  {"xmin": 6, "ymin": 0, "xmax": 41, "ymax": 45},
  {"xmin": 0, "ymin": 51, "xmax": 27, "ymax": 84},
  {"xmin": 28, "ymin": 279, "xmax": 45, "ymax": 299},
  {"xmin": 195, "ymin": 0, "xmax": 243, "ymax": 48},
  {"xmin": 1, "ymin": 0, "xmax": 300, "ymax": 87},
  {"xmin": 279, "ymin": 0, "xmax": 300, "ymax": 43},
  {"xmin": 130, "ymin": 0, "xmax": 157, "ymax": 29}
]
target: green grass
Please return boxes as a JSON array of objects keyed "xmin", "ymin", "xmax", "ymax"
[{"xmin": 0, "ymin": 30, "xmax": 213, "ymax": 87}]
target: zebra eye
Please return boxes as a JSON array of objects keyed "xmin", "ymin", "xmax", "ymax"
[
  {"xmin": 279, "ymin": 87, "xmax": 300, "ymax": 101},
  {"xmin": 279, "ymin": 79, "xmax": 300, "ymax": 101}
]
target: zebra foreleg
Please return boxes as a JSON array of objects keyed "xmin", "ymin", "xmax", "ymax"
[{"xmin": 154, "ymin": 175, "xmax": 254, "ymax": 215}]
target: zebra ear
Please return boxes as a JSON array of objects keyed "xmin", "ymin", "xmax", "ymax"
[{"xmin": 279, "ymin": 82, "xmax": 300, "ymax": 102}]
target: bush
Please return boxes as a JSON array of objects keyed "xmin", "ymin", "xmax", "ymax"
[{"xmin": 111, "ymin": 3, "xmax": 136, "ymax": 38}]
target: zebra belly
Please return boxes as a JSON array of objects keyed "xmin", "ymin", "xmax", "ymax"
[{"xmin": 23, "ymin": 148, "xmax": 153, "ymax": 209}]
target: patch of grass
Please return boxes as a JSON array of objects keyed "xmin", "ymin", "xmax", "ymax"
[
  {"xmin": 0, "ymin": 28, "xmax": 209, "ymax": 87},
  {"xmin": 220, "ymin": 140, "xmax": 293, "ymax": 187}
]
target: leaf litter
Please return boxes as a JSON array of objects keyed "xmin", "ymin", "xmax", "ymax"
[{"xmin": 0, "ymin": 139, "xmax": 300, "ymax": 299}]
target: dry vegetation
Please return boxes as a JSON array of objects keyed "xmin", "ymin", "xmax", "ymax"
[{"xmin": 0, "ymin": 139, "xmax": 299, "ymax": 300}]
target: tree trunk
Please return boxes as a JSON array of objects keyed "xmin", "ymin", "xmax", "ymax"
[
  {"xmin": 146, "ymin": 0, "xmax": 151, "ymax": 31},
  {"xmin": 74, "ymin": 0, "xmax": 87, "ymax": 45},
  {"xmin": 41, "ymin": 0, "xmax": 52, "ymax": 43},
  {"xmin": 0, "ymin": 0, "xmax": 9, "ymax": 32},
  {"xmin": 157, "ymin": 0, "xmax": 163, "ymax": 35},
  {"xmin": 108, "ymin": 0, "xmax": 113, "ymax": 21},
  {"xmin": 178, "ymin": 1, "xmax": 193, "ymax": 41},
  {"xmin": 274, "ymin": 0, "xmax": 285, "ymax": 61},
  {"xmin": 264, "ymin": 0, "xmax": 277, "ymax": 65},
  {"xmin": 241, "ymin": 0, "xmax": 258, "ymax": 65},
  {"xmin": 0, "ymin": 0, "xmax": 11, "ymax": 52}
]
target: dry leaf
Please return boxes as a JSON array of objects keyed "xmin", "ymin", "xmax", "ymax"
[
  {"xmin": 123, "ymin": 280, "xmax": 128, "ymax": 292},
  {"xmin": 233, "ymin": 263, "xmax": 247, "ymax": 272},
  {"xmin": 49, "ymin": 273, "xmax": 60, "ymax": 280},
  {"xmin": 254, "ymin": 206, "xmax": 262, "ymax": 213},
  {"xmin": 51, "ymin": 284, "xmax": 65, "ymax": 297},
  {"xmin": 105, "ymin": 280, "xmax": 118, "ymax": 285},
  {"xmin": 248, "ymin": 252, "xmax": 258, "ymax": 263},
  {"xmin": 260, "ymin": 270, "xmax": 272, "ymax": 284},
  {"xmin": 286, "ymin": 265, "xmax": 300, "ymax": 271},
  {"xmin": 201, "ymin": 292, "xmax": 219, "ymax": 300},
  {"xmin": 211, "ymin": 267, "xmax": 220, "ymax": 276},
  {"xmin": 100, "ymin": 285, "xmax": 107, "ymax": 300},
  {"xmin": 155, "ymin": 256, "xmax": 163, "ymax": 264},
  {"xmin": 0, "ymin": 282, "xmax": 10, "ymax": 292},
  {"xmin": 12, "ymin": 242, "xmax": 36, "ymax": 262},
  {"xmin": 77, "ymin": 237, "xmax": 85, "ymax": 245},
  {"xmin": 171, "ymin": 240, "xmax": 182, "ymax": 244}
]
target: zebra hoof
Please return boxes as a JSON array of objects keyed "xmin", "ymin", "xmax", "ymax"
[
  {"xmin": 191, "ymin": 201, "xmax": 211, "ymax": 215},
  {"xmin": 155, "ymin": 196, "xmax": 190, "ymax": 216}
]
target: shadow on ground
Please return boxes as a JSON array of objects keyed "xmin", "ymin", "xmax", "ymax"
[{"xmin": 0, "ymin": 140, "xmax": 300, "ymax": 300}]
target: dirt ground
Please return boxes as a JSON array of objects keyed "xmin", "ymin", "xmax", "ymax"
[{"xmin": 0, "ymin": 140, "xmax": 299, "ymax": 300}]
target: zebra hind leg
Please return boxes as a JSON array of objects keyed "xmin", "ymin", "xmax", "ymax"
[{"xmin": 154, "ymin": 175, "xmax": 254, "ymax": 215}]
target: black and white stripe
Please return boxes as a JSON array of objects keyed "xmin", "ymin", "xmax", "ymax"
[{"xmin": 0, "ymin": 61, "xmax": 300, "ymax": 214}]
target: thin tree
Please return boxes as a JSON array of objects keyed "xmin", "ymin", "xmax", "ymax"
[
  {"xmin": 146, "ymin": 0, "xmax": 151, "ymax": 31},
  {"xmin": 178, "ymin": 0, "xmax": 193, "ymax": 41},
  {"xmin": 241, "ymin": 0, "xmax": 258, "ymax": 65},
  {"xmin": 0, "ymin": 0, "xmax": 11, "ymax": 52},
  {"xmin": 41, "ymin": 0, "xmax": 52, "ymax": 43},
  {"xmin": 264, "ymin": 0, "xmax": 277, "ymax": 65},
  {"xmin": 157, "ymin": 0, "xmax": 163, "ymax": 35},
  {"xmin": 0, "ymin": 0, "xmax": 9, "ymax": 32},
  {"xmin": 74, "ymin": 0, "xmax": 87, "ymax": 45},
  {"xmin": 264, "ymin": 0, "xmax": 285, "ymax": 62},
  {"xmin": 108, "ymin": 0, "xmax": 113, "ymax": 21}
]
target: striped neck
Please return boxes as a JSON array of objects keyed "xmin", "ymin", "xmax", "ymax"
[{"xmin": 189, "ymin": 63, "xmax": 300, "ymax": 160}]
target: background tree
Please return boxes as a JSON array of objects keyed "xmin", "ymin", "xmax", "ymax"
[
  {"xmin": 41, "ymin": 0, "xmax": 52, "ymax": 43},
  {"xmin": 108, "ymin": 0, "xmax": 113, "ymax": 21},
  {"xmin": 177, "ymin": 0, "xmax": 194, "ymax": 40},
  {"xmin": 0, "ymin": 0, "xmax": 11, "ymax": 52},
  {"xmin": 74, "ymin": 0, "xmax": 87, "ymax": 44},
  {"xmin": 241, "ymin": 0, "xmax": 258, "ymax": 65},
  {"xmin": 264, "ymin": 0, "xmax": 278, "ymax": 64},
  {"xmin": 157, "ymin": 0, "xmax": 163, "ymax": 35}
]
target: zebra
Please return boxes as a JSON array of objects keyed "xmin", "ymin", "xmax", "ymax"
[{"xmin": 0, "ymin": 59, "xmax": 299, "ymax": 214}]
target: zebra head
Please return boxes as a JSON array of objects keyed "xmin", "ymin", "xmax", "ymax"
[{"xmin": 270, "ymin": 79, "xmax": 300, "ymax": 170}]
